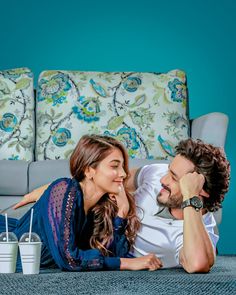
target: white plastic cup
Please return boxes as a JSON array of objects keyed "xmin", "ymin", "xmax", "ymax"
[
  {"xmin": 0, "ymin": 241, "xmax": 18, "ymax": 273},
  {"xmin": 19, "ymin": 242, "xmax": 42, "ymax": 275}
]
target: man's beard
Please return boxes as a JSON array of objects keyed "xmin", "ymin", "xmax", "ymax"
[{"xmin": 157, "ymin": 185, "xmax": 182, "ymax": 208}]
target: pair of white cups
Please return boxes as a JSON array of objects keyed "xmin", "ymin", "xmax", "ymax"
[{"xmin": 0, "ymin": 240, "xmax": 42, "ymax": 275}]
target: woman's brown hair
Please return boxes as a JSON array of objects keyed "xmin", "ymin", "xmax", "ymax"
[{"xmin": 70, "ymin": 134, "xmax": 140, "ymax": 255}]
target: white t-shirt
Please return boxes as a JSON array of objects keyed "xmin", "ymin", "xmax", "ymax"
[{"xmin": 131, "ymin": 164, "xmax": 219, "ymax": 268}]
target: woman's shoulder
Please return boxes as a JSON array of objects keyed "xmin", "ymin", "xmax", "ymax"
[
  {"xmin": 47, "ymin": 177, "xmax": 71, "ymax": 192},
  {"xmin": 49, "ymin": 177, "xmax": 82, "ymax": 201},
  {"xmin": 50, "ymin": 177, "xmax": 72, "ymax": 186}
]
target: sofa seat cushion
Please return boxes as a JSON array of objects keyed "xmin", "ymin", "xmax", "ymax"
[
  {"xmin": 36, "ymin": 70, "xmax": 189, "ymax": 161},
  {"xmin": 0, "ymin": 160, "xmax": 29, "ymax": 195},
  {"xmin": 0, "ymin": 68, "xmax": 35, "ymax": 161}
]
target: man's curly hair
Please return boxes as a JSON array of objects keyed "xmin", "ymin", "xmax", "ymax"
[{"xmin": 175, "ymin": 139, "xmax": 230, "ymax": 212}]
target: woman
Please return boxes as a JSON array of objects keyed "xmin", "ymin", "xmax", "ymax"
[{"xmin": 0, "ymin": 134, "xmax": 159, "ymax": 271}]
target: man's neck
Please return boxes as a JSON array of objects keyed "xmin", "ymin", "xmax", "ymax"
[{"xmin": 170, "ymin": 208, "xmax": 183, "ymax": 220}]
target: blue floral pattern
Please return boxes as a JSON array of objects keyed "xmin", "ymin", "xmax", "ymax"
[
  {"xmin": 36, "ymin": 70, "xmax": 189, "ymax": 160},
  {"xmin": 168, "ymin": 78, "xmax": 187, "ymax": 103},
  {"xmin": 104, "ymin": 128, "xmax": 140, "ymax": 158},
  {"xmin": 0, "ymin": 113, "xmax": 18, "ymax": 132},
  {"xmin": 0, "ymin": 67, "xmax": 34, "ymax": 161},
  {"xmin": 38, "ymin": 73, "xmax": 72, "ymax": 106},
  {"xmin": 72, "ymin": 96, "xmax": 101, "ymax": 122},
  {"xmin": 123, "ymin": 77, "xmax": 142, "ymax": 92},
  {"xmin": 52, "ymin": 128, "xmax": 71, "ymax": 147}
]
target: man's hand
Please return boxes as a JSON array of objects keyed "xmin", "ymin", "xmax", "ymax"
[
  {"xmin": 120, "ymin": 254, "xmax": 163, "ymax": 271},
  {"xmin": 180, "ymin": 172, "xmax": 205, "ymax": 201},
  {"xmin": 13, "ymin": 184, "xmax": 50, "ymax": 209},
  {"xmin": 109, "ymin": 184, "xmax": 130, "ymax": 218},
  {"xmin": 179, "ymin": 172, "xmax": 215, "ymax": 273}
]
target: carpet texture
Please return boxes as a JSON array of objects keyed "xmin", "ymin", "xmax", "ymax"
[{"xmin": 0, "ymin": 256, "xmax": 235, "ymax": 295}]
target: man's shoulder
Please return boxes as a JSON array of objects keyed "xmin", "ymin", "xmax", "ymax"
[
  {"xmin": 136, "ymin": 163, "xmax": 168, "ymax": 183},
  {"xmin": 141, "ymin": 163, "xmax": 169, "ymax": 172},
  {"xmin": 134, "ymin": 164, "xmax": 168, "ymax": 209}
]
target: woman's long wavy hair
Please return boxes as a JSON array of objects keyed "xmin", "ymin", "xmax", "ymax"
[
  {"xmin": 176, "ymin": 139, "xmax": 230, "ymax": 212},
  {"xmin": 70, "ymin": 134, "xmax": 140, "ymax": 255}
]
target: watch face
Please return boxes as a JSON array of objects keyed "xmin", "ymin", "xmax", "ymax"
[{"xmin": 190, "ymin": 196, "xmax": 203, "ymax": 209}]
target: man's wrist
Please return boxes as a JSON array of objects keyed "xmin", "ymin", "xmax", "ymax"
[
  {"xmin": 182, "ymin": 193, "xmax": 199, "ymax": 201},
  {"xmin": 181, "ymin": 196, "xmax": 203, "ymax": 212}
]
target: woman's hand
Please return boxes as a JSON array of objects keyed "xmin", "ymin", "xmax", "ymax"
[
  {"xmin": 109, "ymin": 184, "xmax": 130, "ymax": 218},
  {"xmin": 13, "ymin": 183, "xmax": 50, "ymax": 209},
  {"xmin": 120, "ymin": 254, "xmax": 163, "ymax": 271}
]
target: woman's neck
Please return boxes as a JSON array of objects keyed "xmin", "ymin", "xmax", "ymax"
[{"xmin": 79, "ymin": 180, "xmax": 104, "ymax": 214}]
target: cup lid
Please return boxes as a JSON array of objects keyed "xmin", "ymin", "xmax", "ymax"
[
  {"xmin": 0, "ymin": 232, "xmax": 18, "ymax": 242},
  {"xmin": 19, "ymin": 232, "xmax": 41, "ymax": 243}
]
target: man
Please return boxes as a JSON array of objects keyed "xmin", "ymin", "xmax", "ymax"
[
  {"xmin": 13, "ymin": 138, "xmax": 230, "ymax": 273},
  {"xmin": 126, "ymin": 138, "xmax": 230, "ymax": 273}
]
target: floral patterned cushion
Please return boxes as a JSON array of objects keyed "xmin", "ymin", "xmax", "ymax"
[
  {"xmin": 36, "ymin": 70, "xmax": 189, "ymax": 160},
  {"xmin": 0, "ymin": 68, "xmax": 34, "ymax": 161}
]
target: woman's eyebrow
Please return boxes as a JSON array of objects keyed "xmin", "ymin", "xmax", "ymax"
[{"xmin": 109, "ymin": 159, "xmax": 121, "ymax": 164}]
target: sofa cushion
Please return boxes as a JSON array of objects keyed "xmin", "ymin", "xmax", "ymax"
[
  {"xmin": 0, "ymin": 68, "xmax": 35, "ymax": 161},
  {"xmin": 0, "ymin": 160, "xmax": 29, "ymax": 195},
  {"xmin": 36, "ymin": 70, "xmax": 189, "ymax": 161},
  {"xmin": 28, "ymin": 159, "xmax": 70, "ymax": 191},
  {"xmin": 28, "ymin": 158, "xmax": 168, "ymax": 192}
]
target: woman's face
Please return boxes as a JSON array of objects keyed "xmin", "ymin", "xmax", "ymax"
[{"xmin": 89, "ymin": 148, "xmax": 127, "ymax": 195}]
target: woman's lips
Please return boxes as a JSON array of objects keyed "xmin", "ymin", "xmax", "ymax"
[{"xmin": 114, "ymin": 180, "xmax": 123, "ymax": 184}]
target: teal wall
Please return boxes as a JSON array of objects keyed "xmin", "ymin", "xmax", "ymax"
[{"xmin": 1, "ymin": 0, "xmax": 235, "ymax": 254}]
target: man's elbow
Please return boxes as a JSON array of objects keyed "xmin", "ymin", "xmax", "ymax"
[{"xmin": 183, "ymin": 259, "xmax": 214, "ymax": 274}]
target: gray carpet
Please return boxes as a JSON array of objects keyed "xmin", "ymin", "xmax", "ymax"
[{"xmin": 0, "ymin": 256, "xmax": 235, "ymax": 295}]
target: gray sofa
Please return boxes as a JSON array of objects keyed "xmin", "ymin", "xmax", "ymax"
[{"xmin": 0, "ymin": 68, "xmax": 229, "ymax": 227}]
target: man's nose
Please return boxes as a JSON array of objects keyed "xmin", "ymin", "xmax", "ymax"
[{"xmin": 161, "ymin": 173, "xmax": 169, "ymax": 184}]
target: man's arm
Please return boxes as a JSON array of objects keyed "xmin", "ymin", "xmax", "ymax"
[
  {"xmin": 179, "ymin": 172, "xmax": 216, "ymax": 273},
  {"xmin": 13, "ymin": 183, "xmax": 50, "ymax": 209},
  {"xmin": 126, "ymin": 168, "xmax": 139, "ymax": 192}
]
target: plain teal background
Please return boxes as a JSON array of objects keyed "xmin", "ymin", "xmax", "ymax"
[{"xmin": 0, "ymin": 0, "xmax": 235, "ymax": 254}]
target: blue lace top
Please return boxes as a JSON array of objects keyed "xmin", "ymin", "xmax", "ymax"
[{"xmin": 0, "ymin": 178, "xmax": 129, "ymax": 271}]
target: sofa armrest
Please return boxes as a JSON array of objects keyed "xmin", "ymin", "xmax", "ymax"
[
  {"xmin": 190, "ymin": 112, "xmax": 228, "ymax": 227},
  {"xmin": 190, "ymin": 112, "xmax": 228, "ymax": 148}
]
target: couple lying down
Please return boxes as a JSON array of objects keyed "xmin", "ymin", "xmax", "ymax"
[{"xmin": 0, "ymin": 135, "xmax": 230, "ymax": 273}]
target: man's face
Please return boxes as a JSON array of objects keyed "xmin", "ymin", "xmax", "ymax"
[{"xmin": 157, "ymin": 155, "xmax": 195, "ymax": 208}]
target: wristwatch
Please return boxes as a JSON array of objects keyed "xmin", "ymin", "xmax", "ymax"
[{"xmin": 181, "ymin": 196, "xmax": 203, "ymax": 212}]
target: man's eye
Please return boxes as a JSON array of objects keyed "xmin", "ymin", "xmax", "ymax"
[{"xmin": 171, "ymin": 175, "xmax": 177, "ymax": 181}]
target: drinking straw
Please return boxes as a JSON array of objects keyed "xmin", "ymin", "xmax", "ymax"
[
  {"xmin": 5, "ymin": 213, "xmax": 8, "ymax": 242},
  {"xmin": 29, "ymin": 208, "xmax": 34, "ymax": 243}
]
